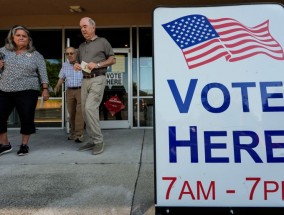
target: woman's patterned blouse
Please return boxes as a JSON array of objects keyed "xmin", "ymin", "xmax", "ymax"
[{"xmin": 0, "ymin": 47, "xmax": 49, "ymax": 92}]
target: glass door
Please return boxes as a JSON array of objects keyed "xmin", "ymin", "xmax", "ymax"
[{"xmin": 99, "ymin": 48, "xmax": 131, "ymax": 129}]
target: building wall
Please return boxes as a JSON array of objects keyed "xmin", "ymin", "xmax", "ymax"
[{"xmin": 0, "ymin": 13, "xmax": 152, "ymax": 29}]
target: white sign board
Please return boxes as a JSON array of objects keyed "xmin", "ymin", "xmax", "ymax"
[{"xmin": 154, "ymin": 3, "xmax": 284, "ymax": 208}]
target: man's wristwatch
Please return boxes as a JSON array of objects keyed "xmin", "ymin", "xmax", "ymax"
[{"xmin": 97, "ymin": 63, "xmax": 101, "ymax": 68}]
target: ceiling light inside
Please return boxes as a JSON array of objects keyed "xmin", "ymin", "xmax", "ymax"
[{"xmin": 69, "ymin": 6, "xmax": 84, "ymax": 13}]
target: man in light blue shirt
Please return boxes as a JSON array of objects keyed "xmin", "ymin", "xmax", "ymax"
[{"xmin": 54, "ymin": 47, "xmax": 84, "ymax": 143}]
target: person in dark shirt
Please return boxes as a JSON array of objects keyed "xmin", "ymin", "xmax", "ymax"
[{"xmin": 74, "ymin": 17, "xmax": 116, "ymax": 155}]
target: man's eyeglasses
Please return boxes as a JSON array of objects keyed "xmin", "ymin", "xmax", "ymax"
[{"xmin": 65, "ymin": 52, "xmax": 74, "ymax": 56}]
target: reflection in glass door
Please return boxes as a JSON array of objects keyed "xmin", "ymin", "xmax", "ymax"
[{"xmin": 99, "ymin": 48, "xmax": 130, "ymax": 129}]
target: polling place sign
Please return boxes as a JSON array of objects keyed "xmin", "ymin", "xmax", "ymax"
[{"xmin": 153, "ymin": 3, "xmax": 284, "ymax": 209}]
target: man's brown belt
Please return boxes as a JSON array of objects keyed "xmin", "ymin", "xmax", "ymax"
[
  {"xmin": 83, "ymin": 74, "xmax": 94, "ymax": 79},
  {"xmin": 83, "ymin": 70, "xmax": 106, "ymax": 79}
]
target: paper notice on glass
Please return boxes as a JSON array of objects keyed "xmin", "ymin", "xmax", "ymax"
[
  {"xmin": 111, "ymin": 55, "xmax": 125, "ymax": 73},
  {"xmin": 81, "ymin": 61, "xmax": 91, "ymax": 73}
]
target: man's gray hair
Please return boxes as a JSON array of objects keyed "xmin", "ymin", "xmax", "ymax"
[
  {"xmin": 89, "ymin": 18, "xmax": 96, "ymax": 26},
  {"xmin": 65, "ymin": 46, "xmax": 77, "ymax": 53}
]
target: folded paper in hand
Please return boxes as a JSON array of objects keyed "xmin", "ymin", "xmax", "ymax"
[{"xmin": 81, "ymin": 61, "xmax": 91, "ymax": 73}]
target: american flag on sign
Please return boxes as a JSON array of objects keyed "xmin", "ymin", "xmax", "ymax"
[{"xmin": 162, "ymin": 15, "xmax": 284, "ymax": 69}]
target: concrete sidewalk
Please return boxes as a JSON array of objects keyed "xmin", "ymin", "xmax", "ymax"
[{"xmin": 0, "ymin": 128, "xmax": 155, "ymax": 215}]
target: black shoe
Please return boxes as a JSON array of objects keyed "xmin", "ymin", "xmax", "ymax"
[
  {"xmin": 74, "ymin": 135, "xmax": 83, "ymax": 143},
  {"xmin": 0, "ymin": 143, "xmax": 13, "ymax": 155},
  {"xmin": 67, "ymin": 135, "xmax": 75, "ymax": 140},
  {"xmin": 17, "ymin": 144, "xmax": 29, "ymax": 156}
]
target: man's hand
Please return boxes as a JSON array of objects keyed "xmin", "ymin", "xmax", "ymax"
[
  {"xmin": 74, "ymin": 63, "xmax": 82, "ymax": 71},
  {"xmin": 54, "ymin": 85, "xmax": 60, "ymax": 95}
]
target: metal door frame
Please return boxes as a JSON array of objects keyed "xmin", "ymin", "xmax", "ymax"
[{"xmin": 100, "ymin": 48, "xmax": 131, "ymax": 129}]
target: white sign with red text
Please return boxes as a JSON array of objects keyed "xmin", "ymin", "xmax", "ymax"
[{"xmin": 154, "ymin": 3, "xmax": 284, "ymax": 207}]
